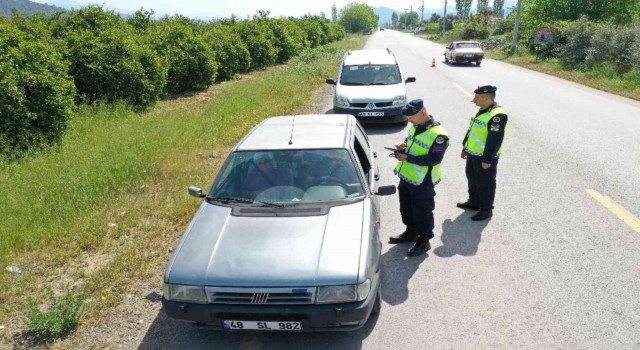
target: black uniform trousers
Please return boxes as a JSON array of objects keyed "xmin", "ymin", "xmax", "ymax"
[
  {"xmin": 465, "ymin": 155, "xmax": 499, "ymax": 211},
  {"xmin": 398, "ymin": 179, "xmax": 435, "ymax": 240}
]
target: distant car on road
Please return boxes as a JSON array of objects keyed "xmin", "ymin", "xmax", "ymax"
[
  {"xmin": 162, "ymin": 114, "xmax": 396, "ymax": 332},
  {"xmin": 444, "ymin": 41, "xmax": 485, "ymax": 66}
]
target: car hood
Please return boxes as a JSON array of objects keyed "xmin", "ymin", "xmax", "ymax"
[
  {"xmin": 336, "ymin": 83, "xmax": 405, "ymax": 102},
  {"xmin": 454, "ymin": 48, "xmax": 483, "ymax": 54},
  {"xmin": 166, "ymin": 202, "xmax": 365, "ymax": 287}
]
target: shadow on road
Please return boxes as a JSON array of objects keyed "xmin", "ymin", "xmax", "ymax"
[
  {"xmin": 379, "ymin": 242, "xmax": 428, "ymax": 306},
  {"xmin": 363, "ymin": 123, "xmax": 407, "ymax": 136},
  {"xmin": 138, "ymin": 307, "xmax": 379, "ymax": 350},
  {"xmin": 433, "ymin": 212, "xmax": 489, "ymax": 258}
]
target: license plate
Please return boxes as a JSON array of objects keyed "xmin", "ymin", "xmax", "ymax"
[
  {"xmin": 464, "ymin": 54, "xmax": 474, "ymax": 58},
  {"xmin": 358, "ymin": 112, "xmax": 384, "ymax": 117},
  {"xmin": 222, "ymin": 320, "xmax": 302, "ymax": 331}
]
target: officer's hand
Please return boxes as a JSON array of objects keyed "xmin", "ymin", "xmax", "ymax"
[
  {"xmin": 395, "ymin": 142, "xmax": 406, "ymax": 150},
  {"xmin": 460, "ymin": 151, "xmax": 468, "ymax": 159},
  {"xmin": 481, "ymin": 162, "xmax": 491, "ymax": 169},
  {"xmin": 394, "ymin": 152, "xmax": 408, "ymax": 161}
]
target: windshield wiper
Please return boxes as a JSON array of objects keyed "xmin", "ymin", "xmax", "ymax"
[
  {"xmin": 208, "ymin": 196, "xmax": 285, "ymax": 208},
  {"xmin": 253, "ymin": 200, "xmax": 285, "ymax": 208},
  {"xmin": 208, "ymin": 196, "xmax": 255, "ymax": 204},
  {"xmin": 340, "ymin": 82, "xmax": 366, "ymax": 86}
]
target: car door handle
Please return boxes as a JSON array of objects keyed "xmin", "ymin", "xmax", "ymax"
[
  {"xmin": 373, "ymin": 152, "xmax": 377, "ymax": 158},
  {"xmin": 374, "ymin": 174, "xmax": 380, "ymax": 181}
]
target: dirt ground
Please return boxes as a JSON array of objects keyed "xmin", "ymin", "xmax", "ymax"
[{"xmin": 0, "ymin": 83, "xmax": 335, "ymax": 350}]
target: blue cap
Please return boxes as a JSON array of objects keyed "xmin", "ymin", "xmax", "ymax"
[
  {"xmin": 474, "ymin": 85, "xmax": 497, "ymax": 94},
  {"xmin": 401, "ymin": 99, "xmax": 424, "ymax": 116}
]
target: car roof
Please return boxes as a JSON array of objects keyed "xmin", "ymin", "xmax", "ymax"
[
  {"xmin": 342, "ymin": 49, "xmax": 397, "ymax": 65},
  {"xmin": 234, "ymin": 114, "xmax": 355, "ymax": 151},
  {"xmin": 453, "ymin": 41, "xmax": 480, "ymax": 44}
]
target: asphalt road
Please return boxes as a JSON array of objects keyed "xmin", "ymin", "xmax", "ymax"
[{"xmin": 142, "ymin": 29, "xmax": 640, "ymax": 350}]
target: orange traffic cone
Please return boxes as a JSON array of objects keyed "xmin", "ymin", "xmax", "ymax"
[{"xmin": 431, "ymin": 58, "xmax": 436, "ymax": 68}]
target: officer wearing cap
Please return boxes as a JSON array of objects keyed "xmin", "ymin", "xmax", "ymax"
[
  {"xmin": 389, "ymin": 99, "xmax": 449, "ymax": 256},
  {"xmin": 458, "ymin": 85, "xmax": 508, "ymax": 221}
]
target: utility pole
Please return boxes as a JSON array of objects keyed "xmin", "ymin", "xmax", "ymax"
[
  {"xmin": 420, "ymin": 0, "xmax": 424, "ymax": 23},
  {"xmin": 511, "ymin": 0, "xmax": 523, "ymax": 52},
  {"xmin": 442, "ymin": 0, "xmax": 447, "ymax": 34}
]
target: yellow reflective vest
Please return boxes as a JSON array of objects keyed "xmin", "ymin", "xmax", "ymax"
[
  {"xmin": 394, "ymin": 124, "xmax": 449, "ymax": 186},
  {"xmin": 463, "ymin": 107, "xmax": 507, "ymax": 157}
]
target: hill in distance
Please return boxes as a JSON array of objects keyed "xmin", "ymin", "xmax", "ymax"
[{"xmin": 0, "ymin": 0, "xmax": 64, "ymax": 16}]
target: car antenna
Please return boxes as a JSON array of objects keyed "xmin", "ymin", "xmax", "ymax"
[{"xmin": 288, "ymin": 115, "xmax": 295, "ymax": 145}]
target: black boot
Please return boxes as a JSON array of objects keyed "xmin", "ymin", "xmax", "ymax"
[
  {"xmin": 389, "ymin": 227, "xmax": 418, "ymax": 244},
  {"xmin": 471, "ymin": 210, "xmax": 493, "ymax": 221},
  {"xmin": 407, "ymin": 236, "xmax": 431, "ymax": 256},
  {"xmin": 456, "ymin": 201, "xmax": 480, "ymax": 210}
]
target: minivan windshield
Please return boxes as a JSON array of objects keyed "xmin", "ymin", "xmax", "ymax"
[
  {"xmin": 209, "ymin": 149, "xmax": 365, "ymax": 204},
  {"xmin": 339, "ymin": 64, "xmax": 401, "ymax": 85}
]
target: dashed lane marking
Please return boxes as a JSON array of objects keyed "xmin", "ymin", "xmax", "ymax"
[
  {"xmin": 453, "ymin": 82, "xmax": 474, "ymax": 99},
  {"xmin": 586, "ymin": 189, "xmax": 640, "ymax": 235}
]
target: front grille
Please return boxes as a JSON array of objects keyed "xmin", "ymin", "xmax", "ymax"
[
  {"xmin": 206, "ymin": 287, "xmax": 315, "ymax": 305},
  {"xmin": 350, "ymin": 102, "xmax": 393, "ymax": 108}
]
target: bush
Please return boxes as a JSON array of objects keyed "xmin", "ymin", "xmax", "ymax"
[
  {"xmin": 0, "ymin": 20, "xmax": 76, "ymax": 159},
  {"xmin": 462, "ymin": 24, "xmax": 490, "ymax": 40},
  {"xmin": 23, "ymin": 290, "xmax": 86, "ymax": 339},
  {"xmin": 149, "ymin": 17, "xmax": 217, "ymax": 94},
  {"xmin": 65, "ymin": 27, "xmax": 167, "ymax": 109},
  {"xmin": 268, "ymin": 19, "xmax": 309, "ymax": 63},
  {"xmin": 237, "ymin": 20, "xmax": 279, "ymax": 69},
  {"xmin": 493, "ymin": 17, "xmax": 514, "ymax": 35},
  {"xmin": 586, "ymin": 23, "xmax": 615, "ymax": 67},
  {"xmin": 295, "ymin": 17, "xmax": 326, "ymax": 48},
  {"xmin": 560, "ymin": 16, "xmax": 593, "ymax": 67},
  {"xmin": 201, "ymin": 23, "xmax": 251, "ymax": 81},
  {"xmin": 609, "ymin": 26, "xmax": 640, "ymax": 72}
]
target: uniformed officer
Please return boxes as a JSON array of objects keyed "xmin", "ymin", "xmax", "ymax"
[
  {"xmin": 389, "ymin": 99, "xmax": 449, "ymax": 256},
  {"xmin": 457, "ymin": 85, "xmax": 508, "ymax": 221}
]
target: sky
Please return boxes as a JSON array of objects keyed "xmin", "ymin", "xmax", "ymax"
[{"xmin": 31, "ymin": 0, "xmax": 459, "ymax": 19}]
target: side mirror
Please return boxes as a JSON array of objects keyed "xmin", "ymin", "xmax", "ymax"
[
  {"xmin": 405, "ymin": 77, "xmax": 416, "ymax": 83},
  {"xmin": 188, "ymin": 186, "xmax": 206, "ymax": 198},
  {"xmin": 326, "ymin": 78, "xmax": 337, "ymax": 85},
  {"xmin": 375, "ymin": 185, "xmax": 396, "ymax": 196}
]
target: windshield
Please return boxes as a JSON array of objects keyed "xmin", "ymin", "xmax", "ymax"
[
  {"xmin": 455, "ymin": 42, "xmax": 480, "ymax": 49},
  {"xmin": 209, "ymin": 149, "xmax": 365, "ymax": 204},
  {"xmin": 339, "ymin": 64, "xmax": 401, "ymax": 85}
]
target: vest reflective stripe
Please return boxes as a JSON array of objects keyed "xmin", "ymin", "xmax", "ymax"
[
  {"xmin": 464, "ymin": 107, "xmax": 506, "ymax": 156},
  {"xmin": 394, "ymin": 124, "xmax": 448, "ymax": 186}
]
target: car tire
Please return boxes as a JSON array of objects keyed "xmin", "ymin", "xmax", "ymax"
[{"xmin": 476, "ymin": 61, "xmax": 481, "ymax": 66}]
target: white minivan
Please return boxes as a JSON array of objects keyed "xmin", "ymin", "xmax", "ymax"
[{"xmin": 326, "ymin": 49, "xmax": 416, "ymax": 125}]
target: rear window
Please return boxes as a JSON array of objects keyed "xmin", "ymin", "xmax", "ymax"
[
  {"xmin": 339, "ymin": 64, "xmax": 401, "ymax": 85},
  {"xmin": 455, "ymin": 42, "xmax": 480, "ymax": 49}
]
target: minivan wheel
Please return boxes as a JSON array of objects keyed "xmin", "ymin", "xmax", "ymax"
[{"xmin": 476, "ymin": 61, "xmax": 481, "ymax": 66}]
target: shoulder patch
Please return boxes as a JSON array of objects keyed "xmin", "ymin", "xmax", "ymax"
[
  {"xmin": 490, "ymin": 123, "xmax": 501, "ymax": 132},
  {"xmin": 435, "ymin": 136, "xmax": 445, "ymax": 144},
  {"xmin": 492, "ymin": 116, "xmax": 501, "ymax": 122}
]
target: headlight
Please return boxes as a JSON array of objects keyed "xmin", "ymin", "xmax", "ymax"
[
  {"xmin": 316, "ymin": 279, "xmax": 371, "ymax": 304},
  {"xmin": 163, "ymin": 283, "xmax": 207, "ymax": 304},
  {"xmin": 335, "ymin": 94, "xmax": 350, "ymax": 107},
  {"xmin": 392, "ymin": 95, "xmax": 406, "ymax": 106}
]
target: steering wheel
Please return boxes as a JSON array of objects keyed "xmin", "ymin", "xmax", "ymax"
[{"xmin": 312, "ymin": 176, "xmax": 349, "ymax": 189}]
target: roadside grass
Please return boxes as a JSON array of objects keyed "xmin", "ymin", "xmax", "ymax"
[
  {"xmin": 485, "ymin": 48, "xmax": 640, "ymax": 102},
  {"xmin": 419, "ymin": 33, "xmax": 640, "ymax": 102},
  {"xmin": 0, "ymin": 35, "xmax": 365, "ymax": 341}
]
